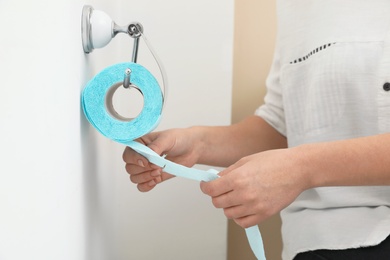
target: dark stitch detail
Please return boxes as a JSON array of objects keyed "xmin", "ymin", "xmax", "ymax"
[{"xmin": 290, "ymin": 43, "xmax": 336, "ymax": 64}]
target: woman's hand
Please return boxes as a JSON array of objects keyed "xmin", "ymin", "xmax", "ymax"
[
  {"xmin": 200, "ymin": 148, "xmax": 309, "ymax": 228},
  {"xmin": 122, "ymin": 128, "xmax": 202, "ymax": 192}
]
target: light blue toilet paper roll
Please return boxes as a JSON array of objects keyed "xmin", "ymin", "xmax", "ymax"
[{"xmin": 82, "ymin": 62, "xmax": 163, "ymax": 142}]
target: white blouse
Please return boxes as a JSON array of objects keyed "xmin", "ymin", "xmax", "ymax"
[{"xmin": 255, "ymin": 1, "xmax": 390, "ymax": 259}]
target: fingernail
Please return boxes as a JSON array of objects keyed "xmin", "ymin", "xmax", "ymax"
[
  {"xmin": 151, "ymin": 169, "xmax": 161, "ymax": 177},
  {"xmin": 148, "ymin": 180, "xmax": 156, "ymax": 187},
  {"xmin": 138, "ymin": 160, "xmax": 145, "ymax": 167}
]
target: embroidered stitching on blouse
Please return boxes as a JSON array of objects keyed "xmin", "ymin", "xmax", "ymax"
[{"xmin": 290, "ymin": 43, "xmax": 336, "ymax": 64}]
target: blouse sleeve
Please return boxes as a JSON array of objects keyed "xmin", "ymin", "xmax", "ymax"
[{"xmin": 255, "ymin": 47, "xmax": 287, "ymax": 137}]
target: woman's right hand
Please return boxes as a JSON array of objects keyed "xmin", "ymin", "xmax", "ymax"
[{"xmin": 122, "ymin": 128, "xmax": 202, "ymax": 192}]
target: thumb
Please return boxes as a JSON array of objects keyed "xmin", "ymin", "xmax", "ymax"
[
  {"xmin": 218, "ymin": 170, "xmax": 229, "ymax": 177},
  {"xmin": 143, "ymin": 132, "xmax": 175, "ymax": 157},
  {"xmin": 217, "ymin": 163, "xmax": 238, "ymax": 177}
]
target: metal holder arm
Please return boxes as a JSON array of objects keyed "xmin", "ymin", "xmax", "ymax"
[
  {"xmin": 81, "ymin": 5, "xmax": 144, "ymax": 88},
  {"xmin": 81, "ymin": 5, "xmax": 143, "ymax": 59}
]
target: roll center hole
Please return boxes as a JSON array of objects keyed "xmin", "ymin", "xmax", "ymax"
[{"xmin": 106, "ymin": 83, "xmax": 144, "ymax": 121}]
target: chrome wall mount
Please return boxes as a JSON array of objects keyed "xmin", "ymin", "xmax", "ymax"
[
  {"xmin": 81, "ymin": 5, "xmax": 145, "ymax": 88},
  {"xmin": 81, "ymin": 5, "xmax": 143, "ymax": 62}
]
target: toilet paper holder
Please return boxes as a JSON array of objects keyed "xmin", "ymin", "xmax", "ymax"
[
  {"xmin": 81, "ymin": 5, "xmax": 142, "ymax": 55},
  {"xmin": 81, "ymin": 5, "xmax": 143, "ymax": 88}
]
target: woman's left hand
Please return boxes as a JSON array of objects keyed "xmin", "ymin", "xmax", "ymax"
[{"xmin": 200, "ymin": 148, "xmax": 309, "ymax": 228}]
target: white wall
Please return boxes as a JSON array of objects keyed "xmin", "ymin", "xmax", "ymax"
[{"xmin": 0, "ymin": 1, "xmax": 233, "ymax": 260}]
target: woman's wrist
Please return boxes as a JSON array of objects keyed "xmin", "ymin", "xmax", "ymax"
[
  {"xmin": 289, "ymin": 144, "xmax": 320, "ymax": 192},
  {"xmin": 186, "ymin": 126, "xmax": 209, "ymax": 164}
]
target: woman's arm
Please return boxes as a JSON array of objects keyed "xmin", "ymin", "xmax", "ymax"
[
  {"xmin": 194, "ymin": 115, "xmax": 287, "ymax": 167},
  {"xmin": 297, "ymin": 133, "xmax": 390, "ymax": 188},
  {"xmin": 200, "ymin": 132, "xmax": 390, "ymax": 228}
]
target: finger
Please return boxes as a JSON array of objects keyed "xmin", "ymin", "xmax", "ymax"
[
  {"xmin": 154, "ymin": 175, "xmax": 162, "ymax": 184},
  {"xmin": 129, "ymin": 169, "xmax": 162, "ymax": 184},
  {"xmin": 201, "ymin": 159, "xmax": 255, "ymax": 196},
  {"xmin": 133, "ymin": 173, "xmax": 164, "ymax": 192},
  {"xmin": 233, "ymin": 214, "xmax": 260, "ymax": 229},
  {"xmin": 217, "ymin": 159, "xmax": 245, "ymax": 177},
  {"xmin": 125, "ymin": 163, "xmax": 149, "ymax": 175},
  {"xmin": 200, "ymin": 172, "xmax": 234, "ymax": 197},
  {"xmin": 211, "ymin": 191, "xmax": 241, "ymax": 209},
  {"xmin": 223, "ymin": 205, "xmax": 248, "ymax": 220},
  {"xmin": 122, "ymin": 146, "xmax": 149, "ymax": 168},
  {"xmin": 137, "ymin": 180, "xmax": 158, "ymax": 192},
  {"xmin": 144, "ymin": 132, "xmax": 174, "ymax": 157},
  {"xmin": 159, "ymin": 171, "xmax": 175, "ymax": 182},
  {"xmin": 200, "ymin": 180, "xmax": 230, "ymax": 197}
]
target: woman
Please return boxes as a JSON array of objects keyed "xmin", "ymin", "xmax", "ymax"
[{"xmin": 123, "ymin": 1, "xmax": 390, "ymax": 259}]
